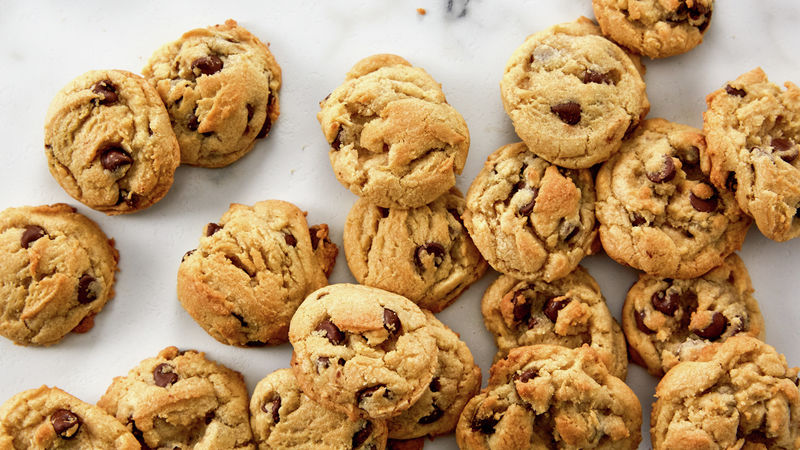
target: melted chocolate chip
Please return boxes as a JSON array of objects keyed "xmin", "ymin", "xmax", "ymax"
[
  {"xmin": 100, "ymin": 147, "xmax": 133, "ymax": 171},
  {"xmin": 418, "ymin": 404, "xmax": 444, "ymax": 424},
  {"xmin": 352, "ymin": 421, "xmax": 373, "ymax": 448},
  {"xmin": 117, "ymin": 190, "xmax": 139, "ymax": 207},
  {"xmin": 357, "ymin": 385, "xmax": 387, "ymax": 405},
  {"xmin": 559, "ymin": 222, "xmax": 579, "ymax": 242},
  {"xmin": 429, "ymin": 377, "xmax": 441, "ymax": 392},
  {"xmin": 192, "ymin": 55, "xmax": 223, "ymax": 75},
  {"xmin": 652, "ymin": 289, "xmax": 680, "ymax": 316},
  {"xmin": 470, "ymin": 415, "xmax": 499, "ymax": 435},
  {"xmin": 21, "ymin": 225, "xmax": 46, "ymax": 248},
  {"xmin": 317, "ymin": 356, "xmax": 330, "ymax": 370},
  {"xmin": 725, "ymin": 172, "xmax": 738, "ymax": 192},
  {"xmin": 182, "ymin": 249, "xmax": 196, "ymax": 262},
  {"xmin": 695, "ymin": 312, "xmax": 727, "ymax": 340},
  {"xmin": 518, "ymin": 188, "xmax": 539, "ymax": 216},
  {"xmin": 631, "ymin": 213, "xmax": 646, "ymax": 226},
  {"xmin": 383, "ymin": 308, "xmax": 402, "ymax": 336},
  {"xmin": 153, "ymin": 363, "xmax": 179, "ymax": 387},
  {"xmin": 77, "ymin": 274, "xmax": 98, "ymax": 304},
  {"xmin": 725, "ymin": 85, "xmax": 746, "ymax": 97},
  {"xmin": 205, "ymin": 223, "xmax": 222, "ymax": 236},
  {"xmin": 551, "ymin": 101, "xmax": 581, "ymax": 125},
  {"xmin": 331, "ymin": 129, "xmax": 343, "ymax": 150},
  {"xmin": 316, "ymin": 320, "xmax": 344, "ymax": 345},
  {"xmin": 377, "ymin": 207, "xmax": 390, "ymax": 218},
  {"xmin": 51, "ymin": 409, "xmax": 81, "ymax": 439},
  {"xmin": 690, "ymin": 192, "xmax": 718, "ymax": 212},
  {"xmin": 414, "ymin": 243, "xmax": 446, "ymax": 267},
  {"xmin": 91, "ymin": 80, "xmax": 118, "ymax": 105},
  {"xmin": 283, "ymin": 232, "xmax": 297, "ymax": 247},
  {"xmin": 262, "ymin": 397, "xmax": 281, "ymax": 423},
  {"xmin": 232, "ymin": 312, "xmax": 248, "ymax": 328},
  {"xmin": 187, "ymin": 113, "xmax": 199, "ymax": 131},
  {"xmin": 634, "ymin": 310, "xmax": 655, "ymax": 334},
  {"xmin": 543, "ymin": 298, "xmax": 570, "ymax": 323},
  {"xmin": 647, "ymin": 155, "xmax": 676, "ymax": 183},
  {"xmin": 516, "ymin": 368, "xmax": 538, "ymax": 383},
  {"xmin": 581, "ymin": 70, "xmax": 612, "ymax": 85},
  {"xmin": 772, "ymin": 137, "xmax": 798, "ymax": 162},
  {"xmin": 257, "ymin": 111, "xmax": 272, "ymax": 139},
  {"xmin": 511, "ymin": 291, "xmax": 532, "ymax": 324}
]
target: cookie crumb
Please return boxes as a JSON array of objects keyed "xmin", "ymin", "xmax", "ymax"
[{"xmin": 417, "ymin": 8, "xmax": 426, "ymax": 15}]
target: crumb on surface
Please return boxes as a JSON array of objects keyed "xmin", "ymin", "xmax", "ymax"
[{"xmin": 417, "ymin": 8, "xmax": 426, "ymax": 15}]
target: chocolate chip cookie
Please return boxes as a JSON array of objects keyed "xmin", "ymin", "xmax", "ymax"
[
  {"xmin": 98, "ymin": 346, "xmax": 254, "ymax": 449},
  {"xmin": 455, "ymin": 345, "xmax": 642, "ymax": 449},
  {"xmin": 481, "ymin": 267, "xmax": 628, "ymax": 380},
  {"xmin": 704, "ymin": 67, "xmax": 800, "ymax": 241},
  {"xmin": 651, "ymin": 336, "xmax": 799, "ymax": 449},
  {"xmin": 143, "ymin": 19, "xmax": 281, "ymax": 167},
  {"xmin": 250, "ymin": 368, "xmax": 388, "ymax": 449},
  {"xmin": 344, "ymin": 188, "xmax": 487, "ymax": 312},
  {"xmin": 177, "ymin": 200, "xmax": 337, "ymax": 347},
  {"xmin": 387, "ymin": 311, "xmax": 482, "ymax": 440},
  {"xmin": 0, "ymin": 204, "xmax": 118, "ymax": 346},
  {"xmin": 463, "ymin": 142, "xmax": 597, "ymax": 282},
  {"xmin": 593, "ymin": 0, "xmax": 713, "ymax": 58},
  {"xmin": 0, "ymin": 385, "xmax": 139, "ymax": 449},
  {"xmin": 500, "ymin": 17, "xmax": 649, "ymax": 169},
  {"xmin": 624, "ymin": 253, "xmax": 765, "ymax": 376},
  {"xmin": 289, "ymin": 284, "xmax": 438, "ymax": 420},
  {"xmin": 596, "ymin": 118, "xmax": 751, "ymax": 278},
  {"xmin": 44, "ymin": 70, "xmax": 180, "ymax": 214},
  {"xmin": 318, "ymin": 54, "xmax": 470, "ymax": 208}
]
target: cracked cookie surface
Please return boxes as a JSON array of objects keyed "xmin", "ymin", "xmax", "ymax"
[
  {"xmin": 0, "ymin": 204, "xmax": 118, "ymax": 346},
  {"xmin": 624, "ymin": 253, "xmax": 764, "ymax": 376},
  {"xmin": 344, "ymin": 188, "xmax": 487, "ymax": 312},
  {"xmin": 318, "ymin": 54, "xmax": 470, "ymax": 208},
  {"xmin": 482, "ymin": 267, "xmax": 627, "ymax": 380},
  {"xmin": 500, "ymin": 17, "xmax": 649, "ymax": 169},
  {"xmin": 704, "ymin": 67, "xmax": 800, "ymax": 241},
  {"xmin": 592, "ymin": 0, "xmax": 713, "ymax": 58},
  {"xmin": 177, "ymin": 200, "xmax": 336, "ymax": 347},
  {"xmin": 98, "ymin": 346, "xmax": 254, "ymax": 449},
  {"xmin": 464, "ymin": 142, "xmax": 597, "ymax": 282},
  {"xmin": 44, "ymin": 70, "xmax": 180, "ymax": 214},
  {"xmin": 455, "ymin": 345, "xmax": 642, "ymax": 449},
  {"xmin": 596, "ymin": 118, "xmax": 750, "ymax": 278},
  {"xmin": 143, "ymin": 19, "xmax": 281, "ymax": 167},
  {"xmin": 289, "ymin": 284, "xmax": 438, "ymax": 420},
  {"xmin": 651, "ymin": 336, "xmax": 800, "ymax": 449}
]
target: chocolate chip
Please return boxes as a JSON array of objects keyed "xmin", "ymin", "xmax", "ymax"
[
  {"xmin": 559, "ymin": 222, "xmax": 579, "ymax": 242},
  {"xmin": 317, "ymin": 356, "xmax": 330, "ymax": 369},
  {"xmin": 377, "ymin": 207, "xmax": 390, "ymax": 218},
  {"xmin": 516, "ymin": 368, "xmax": 538, "ymax": 383},
  {"xmin": 725, "ymin": 172, "xmax": 738, "ymax": 192},
  {"xmin": 77, "ymin": 274, "xmax": 98, "ymax": 304},
  {"xmin": 418, "ymin": 404, "xmax": 444, "ymax": 424},
  {"xmin": 316, "ymin": 320, "xmax": 344, "ymax": 345},
  {"xmin": 631, "ymin": 213, "xmax": 646, "ymax": 226},
  {"xmin": 204, "ymin": 411, "xmax": 214, "ymax": 425},
  {"xmin": 414, "ymin": 243, "xmax": 446, "ymax": 267},
  {"xmin": 187, "ymin": 113, "xmax": 199, "ymax": 131},
  {"xmin": 518, "ymin": 188, "xmax": 539, "ymax": 216},
  {"xmin": 652, "ymin": 289, "xmax": 680, "ymax": 316},
  {"xmin": 470, "ymin": 414, "xmax": 499, "ymax": 435},
  {"xmin": 690, "ymin": 192, "xmax": 718, "ymax": 212},
  {"xmin": 623, "ymin": 119, "xmax": 640, "ymax": 139},
  {"xmin": 246, "ymin": 340, "xmax": 267, "ymax": 347},
  {"xmin": 511, "ymin": 291, "xmax": 532, "ymax": 324},
  {"xmin": 153, "ymin": 363, "xmax": 179, "ymax": 387},
  {"xmin": 283, "ymin": 232, "xmax": 297, "ymax": 247},
  {"xmin": 309, "ymin": 225, "xmax": 325, "ymax": 250},
  {"xmin": 543, "ymin": 298, "xmax": 570, "ymax": 323},
  {"xmin": 21, "ymin": 225, "xmax": 46, "ymax": 248},
  {"xmin": 352, "ymin": 421, "xmax": 373, "ymax": 448},
  {"xmin": 51, "ymin": 409, "xmax": 81, "ymax": 439},
  {"xmin": 331, "ymin": 129, "xmax": 343, "ymax": 150},
  {"xmin": 695, "ymin": 312, "xmax": 727, "ymax": 340},
  {"xmin": 232, "ymin": 312, "xmax": 248, "ymax": 328},
  {"xmin": 725, "ymin": 85, "xmax": 746, "ymax": 97},
  {"xmin": 697, "ymin": 15, "xmax": 711, "ymax": 32},
  {"xmin": 551, "ymin": 101, "xmax": 581, "ymax": 125},
  {"xmin": 772, "ymin": 137, "xmax": 798, "ymax": 162},
  {"xmin": 192, "ymin": 55, "xmax": 223, "ymax": 75},
  {"xmin": 182, "ymin": 249, "xmax": 196, "ymax": 262},
  {"xmin": 91, "ymin": 80, "xmax": 118, "ymax": 105},
  {"xmin": 262, "ymin": 397, "xmax": 281, "ymax": 423},
  {"xmin": 100, "ymin": 147, "xmax": 133, "ymax": 171},
  {"xmin": 257, "ymin": 99, "xmax": 272, "ymax": 139},
  {"xmin": 679, "ymin": 291, "xmax": 699, "ymax": 329},
  {"xmin": 581, "ymin": 69, "xmax": 617, "ymax": 85},
  {"xmin": 357, "ymin": 385, "xmax": 387, "ymax": 405},
  {"xmin": 429, "ymin": 377, "xmax": 441, "ymax": 392},
  {"xmin": 634, "ymin": 310, "xmax": 655, "ymax": 334},
  {"xmin": 205, "ymin": 223, "xmax": 222, "ymax": 236},
  {"xmin": 117, "ymin": 190, "xmax": 139, "ymax": 207},
  {"xmin": 647, "ymin": 155, "xmax": 676, "ymax": 183},
  {"xmin": 383, "ymin": 308, "xmax": 402, "ymax": 336}
]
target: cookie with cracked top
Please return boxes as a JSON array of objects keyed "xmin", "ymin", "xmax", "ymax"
[
  {"xmin": 289, "ymin": 284, "xmax": 438, "ymax": 420},
  {"xmin": 44, "ymin": 69, "xmax": 180, "ymax": 214},
  {"xmin": 143, "ymin": 19, "xmax": 281, "ymax": 167},
  {"xmin": 344, "ymin": 188, "xmax": 487, "ymax": 312},
  {"xmin": 177, "ymin": 200, "xmax": 337, "ymax": 347},
  {"xmin": 596, "ymin": 118, "xmax": 751, "ymax": 278},
  {"xmin": 318, "ymin": 54, "xmax": 470, "ymax": 208},
  {"xmin": 593, "ymin": 0, "xmax": 713, "ymax": 58},
  {"xmin": 98, "ymin": 346, "xmax": 254, "ymax": 449},
  {"xmin": 500, "ymin": 17, "xmax": 649, "ymax": 169},
  {"xmin": 0, "ymin": 204, "xmax": 118, "ymax": 346},
  {"xmin": 464, "ymin": 142, "xmax": 597, "ymax": 282},
  {"xmin": 704, "ymin": 67, "xmax": 800, "ymax": 241}
]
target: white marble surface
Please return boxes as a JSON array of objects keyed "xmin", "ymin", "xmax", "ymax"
[{"xmin": 1, "ymin": 1, "xmax": 799, "ymax": 448}]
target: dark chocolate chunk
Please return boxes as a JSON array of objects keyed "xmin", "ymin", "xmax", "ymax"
[
  {"xmin": 646, "ymin": 155, "xmax": 676, "ymax": 183},
  {"xmin": 470, "ymin": 414, "xmax": 499, "ymax": 435},
  {"xmin": 205, "ymin": 223, "xmax": 222, "ymax": 236},
  {"xmin": 153, "ymin": 363, "xmax": 179, "ymax": 387},
  {"xmin": 631, "ymin": 213, "xmax": 646, "ymax": 226},
  {"xmin": 317, "ymin": 356, "xmax": 330, "ymax": 369},
  {"xmin": 21, "ymin": 225, "xmax": 46, "ymax": 248},
  {"xmin": 634, "ymin": 310, "xmax": 655, "ymax": 334},
  {"xmin": 771, "ymin": 137, "xmax": 798, "ymax": 162},
  {"xmin": 518, "ymin": 188, "xmax": 539, "ymax": 216},
  {"xmin": 182, "ymin": 249, "xmax": 196, "ymax": 262},
  {"xmin": 690, "ymin": 192, "xmax": 718, "ymax": 212},
  {"xmin": 77, "ymin": 274, "xmax": 98, "ymax": 304},
  {"xmin": 418, "ymin": 404, "xmax": 444, "ymax": 424},
  {"xmin": 414, "ymin": 243, "xmax": 446, "ymax": 267},
  {"xmin": 383, "ymin": 308, "xmax": 402, "ymax": 336},
  {"xmin": 725, "ymin": 85, "xmax": 746, "ymax": 97},
  {"xmin": 91, "ymin": 80, "xmax": 118, "ymax": 105},
  {"xmin": 262, "ymin": 397, "xmax": 281, "ymax": 423},
  {"xmin": 429, "ymin": 377, "xmax": 441, "ymax": 392},
  {"xmin": 695, "ymin": 312, "xmax": 727, "ymax": 340},
  {"xmin": 651, "ymin": 289, "xmax": 680, "ymax": 316},
  {"xmin": 316, "ymin": 320, "xmax": 344, "ymax": 345},
  {"xmin": 100, "ymin": 147, "xmax": 133, "ymax": 171},
  {"xmin": 543, "ymin": 298, "xmax": 570, "ymax": 323},
  {"xmin": 511, "ymin": 291, "xmax": 532, "ymax": 324},
  {"xmin": 352, "ymin": 421, "xmax": 373, "ymax": 448},
  {"xmin": 551, "ymin": 101, "xmax": 581, "ymax": 125},
  {"xmin": 187, "ymin": 113, "xmax": 199, "ymax": 131},
  {"xmin": 51, "ymin": 409, "xmax": 81, "ymax": 439},
  {"xmin": 283, "ymin": 232, "xmax": 297, "ymax": 247},
  {"xmin": 516, "ymin": 368, "xmax": 538, "ymax": 383},
  {"xmin": 581, "ymin": 70, "xmax": 612, "ymax": 85},
  {"xmin": 357, "ymin": 385, "xmax": 387, "ymax": 405},
  {"xmin": 192, "ymin": 55, "xmax": 223, "ymax": 75}
]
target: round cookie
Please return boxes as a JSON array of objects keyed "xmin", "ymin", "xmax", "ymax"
[
  {"xmin": 592, "ymin": 0, "xmax": 713, "ymax": 59},
  {"xmin": 44, "ymin": 69, "xmax": 180, "ymax": 214},
  {"xmin": 500, "ymin": 17, "xmax": 649, "ymax": 169},
  {"xmin": 143, "ymin": 19, "xmax": 282, "ymax": 167},
  {"xmin": 250, "ymin": 368, "xmax": 388, "ymax": 450},
  {"xmin": 289, "ymin": 284, "xmax": 439, "ymax": 420},
  {"xmin": 481, "ymin": 267, "xmax": 628, "ymax": 380},
  {"xmin": 463, "ymin": 142, "xmax": 597, "ymax": 282},
  {"xmin": 704, "ymin": 67, "xmax": 800, "ymax": 241},
  {"xmin": 596, "ymin": 118, "xmax": 751, "ymax": 278},
  {"xmin": 0, "ymin": 204, "xmax": 118, "ymax": 346},
  {"xmin": 455, "ymin": 345, "xmax": 642, "ymax": 449},
  {"xmin": 623, "ymin": 253, "xmax": 765, "ymax": 377},
  {"xmin": 651, "ymin": 336, "xmax": 800, "ymax": 449},
  {"xmin": 177, "ymin": 200, "xmax": 337, "ymax": 347},
  {"xmin": 318, "ymin": 54, "xmax": 470, "ymax": 208},
  {"xmin": 0, "ymin": 386, "xmax": 139, "ymax": 449},
  {"xmin": 344, "ymin": 188, "xmax": 487, "ymax": 312},
  {"xmin": 97, "ymin": 346, "xmax": 254, "ymax": 449},
  {"xmin": 387, "ymin": 311, "xmax": 482, "ymax": 440}
]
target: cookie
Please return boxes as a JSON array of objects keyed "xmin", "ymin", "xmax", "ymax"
[
  {"xmin": 98, "ymin": 346, "xmax": 254, "ymax": 449},
  {"xmin": 387, "ymin": 311, "xmax": 482, "ymax": 440},
  {"xmin": 651, "ymin": 336, "xmax": 800, "ymax": 449},
  {"xmin": 704, "ymin": 67, "xmax": 800, "ymax": 241},
  {"xmin": 481, "ymin": 267, "xmax": 628, "ymax": 380},
  {"xmin": 344, "ymin": 188, "xmax": 487, "ymax": 312},
  {"xmin": 455, "ymin": 345, "xmax": 642, "ymax": 449},
  {"xmin": 623, "ymin": 253, "xmax": 765, "ymax": 377},
  {"xmin": 592, "ymin": 0, "xmax": 713, "ymax": 58},
  {"xmin": 318, "ymin": 54, "xmax": 470, "ymax": 208},
  {"xmin": 250, "ymin": 368, "xmax": 388, "ymax": 449},
  {"xmin": 44, "ymin": 69, "xmax": 180, "ymax": 215},
  {"xmin": 463, "ymin": 142, "xmax": 597, "ymax": 282},
  {"xmin": 177, "ymin": 200, "xmax": 337, "ymax": 347},
  {"xmin": 289, "ymin": 284, "xmax": 438, "ymax": 420},
  {"xmin": 596, "ymin": 118, "xmax": 751, "ymax": 278},
  {"xmin": 499, "ymin": 17, "xmax": 649, "ymax": 169},
  {"xmin": 143, "ymin": 19, "xmax": 281, "ymax": 167},
  {"xmin": 0, "ymin": 204, "xmax": 118, "ymax": 346},
  {"xmin": 0, "ymin": 385, "xmax": 139, "ymax": 449}
]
